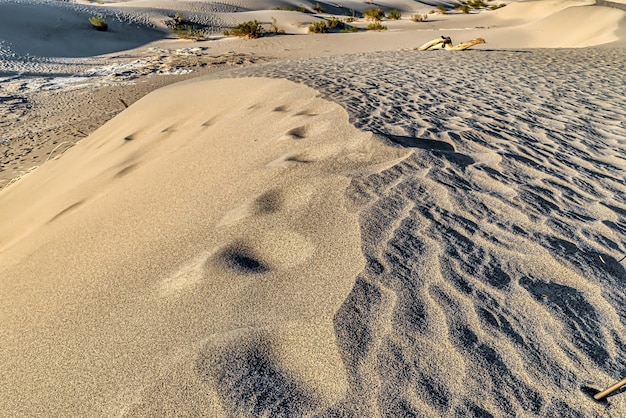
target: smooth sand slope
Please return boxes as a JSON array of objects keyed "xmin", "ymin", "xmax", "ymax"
[
  {"xmin": 1, "ymin": 0, "xmax": 626, "ymax": 417},
  {"xmin": 0, "ymin": 76, "xmax": 406, "ymax": 415}
]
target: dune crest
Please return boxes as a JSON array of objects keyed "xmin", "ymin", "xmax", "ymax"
[{"xmin": 0, "ymin": 77, "xmax": 407, "ymax": 415}]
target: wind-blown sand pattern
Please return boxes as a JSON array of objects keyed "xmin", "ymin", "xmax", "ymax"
[
  {"xmin": 224, "ymin": 49, "xmax": 626, "ymax": 416},
  {"xmin": 1, "ymin": 1, "xmax": 626, "ymax": 417}
]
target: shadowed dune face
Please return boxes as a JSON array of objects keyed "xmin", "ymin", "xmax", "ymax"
[
  {"xmin": 228, "ymin": 48, "xmax": 626, "ymax": 415},
  {"xmin": 0, "ymin": 1, "xmax": 163, "ymax": 58}
]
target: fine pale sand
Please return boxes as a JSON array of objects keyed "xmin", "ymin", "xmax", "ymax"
[{"xmin": 1, "ymin": 0, "xmax": 626, "ymax": 416}]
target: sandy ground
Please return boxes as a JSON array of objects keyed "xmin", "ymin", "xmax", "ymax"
[{"xmin": 1, "ymin": 0, "xmax": 626, "ymax": 416}]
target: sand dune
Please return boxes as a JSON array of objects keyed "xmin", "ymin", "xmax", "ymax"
[
  {"xmin": 223, "ymin": 48, "xmax": 626, "ymax": 416},
  {"xmin": 1, "ymin": 0, "xmax": 626, "ymax": 416}
]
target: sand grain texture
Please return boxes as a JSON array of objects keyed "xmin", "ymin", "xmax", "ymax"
[
  {"xmin": 0, "ymin": 77, "xmax": 406, "ymax": 415},
  {"xmin": 1, "ymin": 0, "xmax": 626, "ymax": 417}
]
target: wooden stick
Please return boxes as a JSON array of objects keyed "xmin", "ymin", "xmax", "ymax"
[{"xmin": 594, "ymin": 377, "xmax": 626, "ymax": 400}]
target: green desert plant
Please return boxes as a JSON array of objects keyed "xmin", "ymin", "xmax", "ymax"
[
  {"xmin": 437, "ymin": 5, "xmax": 448, "ymax": 14},
  {"xmin": 344, "ymin": 16, "xmax": 356, "ymax": 22},
  {"xmin": 489, "ymin": 3, "xmax": 506, "ymax": 9},
  {"xmin": 174, "ymin": 12, "xmax": 185, "ymax": 24},
  {"xmin": 456, "ymin": 4, "xmax": 470, "ymax": 13},
  {"xmin": 312, "ymin": 3, "xmax": 324, "ymax": 13},
  {"xmin": 173, "ymin": 24, "xmax": 207, "ymax": 40},
  {"xmin": 88, "ymin": 15, "xmax": 108, "ymax": 31},
  {"xmin": 326, "ymin": 16, "xmax": 342, "ymax": 28},
  {"xmin": 387, "ymin": 9, "xmax": 402, "ymax": 20},
  {"xmin": 366, "ymin": 22, "xmax": 387, "ymax": 31},
  {"xmin": 363, "ymin": 8, "xmax": 385, "ymax": 21},
  {"xmin": 340, "ymin": 25, "xmax": 358, "ymax": 32},
  {"xmin": 308, "ymin": 20, "xmax": 328, "ymax": 33},
  {"xmin": 273, "ymin": 5, "xmax": 308, "ymax": 12},
  {"xmin": 170, "ymin": 13, "xmax": 208, "ymax": 40},
  {"xmin": 468, "ymin": 0, "xmax": 488, "ymax": 7},
  {"xmin": 224, "ymin": 20, "xmax": 264, "ymax": 38}
]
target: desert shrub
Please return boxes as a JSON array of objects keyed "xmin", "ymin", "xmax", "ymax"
[
  {"xmin": 170, "ymin": 13, "xmax": 208, "ymax": 40},
  {"xmin": 173, "ymin": 24, "xmax": 207, "ymax": 40},
  {"xmin": 468, "ymin": 0, "xmax": 488, "ymax": 7},
  {"xmin": 173, "ymin": 12, "xmax": 185, "ymax": 24},
  {"xmin": 327, "ymin": 16, "xmax": 342, "ymax": 28},
  {"xmin": 88, "ymin": 15, "xmax": 107, "ymax": 30},
  {"xmin": 340, "ymin": 25, "xmax": 358, "ymax": 32},
  {"xmin": 344, "ymin": 16, "xmax": 356, "ymax": 22},
  {"xmin": 312, "ymin": 3, "xmax": 324, "ymax": 12},
  {"xmin": 489, "ymin": 3, "xmax": 506, "ymax": 9},
  {"xmin": 437, "ymin": 5, "xmax": 448, "ymax": 14},
  {"xmin": 366, "ymin": 22, "xmax": 387, "ymax": 31},
  {"xmin": 410, "ymin": 13, "xmax": 427, "ymax": 22},
  {"xmin": 363, "ymin": 8, "xmax": 385, "ymax": 21},
  {"xmin": 387, "ymin": 9, "xmax": 401, "ymax": 20},
  {"xmin": 224, "ymin": 20, "xmax": 263, "ymax": 38},
  {"xmin": 456, "ymin": 4, "xmax": 470, "ymax": 13},
  {"xmin": 273, "ymin": 6, "xmax": 308, "ymax": 12},
  {"xmin": 309, "ymin": 20, "xmax": 328, "ymax": 33}
]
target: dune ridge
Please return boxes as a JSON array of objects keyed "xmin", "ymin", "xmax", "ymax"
[{"xmin": 0, "ymin": 76, "xmax": 408, "ymax": 416}]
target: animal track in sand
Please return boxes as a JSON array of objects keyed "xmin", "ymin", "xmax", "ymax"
[
  {"xmin": 47, "ymin": 200, "xmax": 86, "ymax": 224},
  {"xmin": 201, "ymin": 117, "xmax": 217, "ymax": 128},
  {"xmin": 253, "ymin": 189, "xmax": 283, "ymax": 215},
  {"xmin": 294, "ymin": 110, "xmax": 318, "ymax": 117},
  {"xmin": 216, "ymin": 243, "xmax": 270, "ymax": 274},
  {"xmin": 114, "ymin": 162, "xmax": 140, "ymax": 178},
  {"xmin": 266, "ymin": 153, "xmax": 312, "ymax": 167},
  {"xmin": 272, "ymin": 105, "xmax": 288, "ymax": 112},
  {"xmin": 219, "ymin": 189, "xmax": 283, "ymax": 226},
  {"xmin": 286, "ymin": 126, "xmax": 307, "ymax": 139},
  {"xmin": 161, "ymin": 124, "xmax": 178, "ymax": 133}
]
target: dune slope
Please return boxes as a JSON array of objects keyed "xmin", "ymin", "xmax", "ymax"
[
  {"xmin": 0, "ymin": 77, "xmax": 405, "ymax": 415},
  {"xmin": 225, "ymin": 47, "xmax": 626, "ymax": 416}
]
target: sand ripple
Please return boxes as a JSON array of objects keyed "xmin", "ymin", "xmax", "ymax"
[{"xmin": 223, "ymin": 48, "xmax": 626, "ymax": 416}]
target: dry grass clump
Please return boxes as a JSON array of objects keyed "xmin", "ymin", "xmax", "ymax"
[
  {"xmin": 489, "ymin": 3, "xmax": 506, "ymax": 9},
  {"xmin": 387, "ymin": 9, "xmax": 401, "ymax": 20},
  {"xmin": 340, "ymin": 25, "xmax": 358, "ymax": 32},
  {"xmin": 312, "ymin": 3, "xmax": 324, "ymax": 13},
  {"xmin": 326, "ymin": 16, "xmax": 341, "ymax": 28},
  {"xmin": 468, "ymin": 0, "xmax": 488, "ymax": 8},
  {"xmin": 170, "ymin": 13, "xmax": 208, "ymax": 40},
  {"xmin": 366, "ymin": 22, "xmax": 387, "ymax": 31},
  {"xmin": 364, "ymin": 8, "xmax": 385, "ymax": 21},
  {"xmin": 410, "ymin": 13, "xmax": 428, "ymax": 22},
  {"xmin": 273, "ymin": 5, "xmax": 307, "ymax": 12},
  {"xmin": 309, "ymin": 20, "xmax": 328, "ymax": 33},
  {"xmin": 224, "ymin": 20, "xmax": 264, "ymax": 38}
]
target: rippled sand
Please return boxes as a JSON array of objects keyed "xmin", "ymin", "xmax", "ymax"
[{"xmin": 1, "ymin": 1, "xmax": 626, "ymax": 416}]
